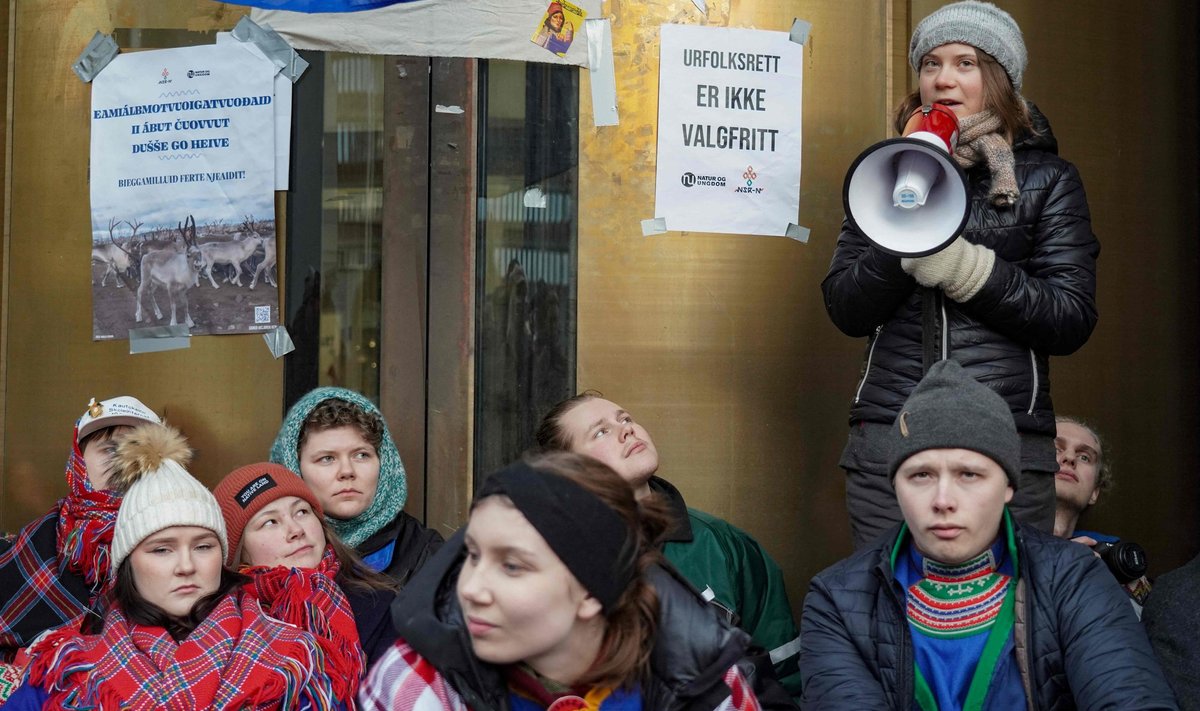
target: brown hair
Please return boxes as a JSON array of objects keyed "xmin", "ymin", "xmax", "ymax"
[
  {"xmin": 894, "ymin": 46, "xmax": 1032, "ymax": 143},
  {"xmin": 509, "ymin": 450, "xmax": 672, "ymax": 690},
  {"xmin": 533, "ymin": 390, "xmax": 604, "ymax": 452},
  {"xmin": 110, "ymin": 559, "xmax": 249, "ymax": 641},
  {"xmin": 298, "ymin": 398, "xmax": 385, "ymax": 454},
  {"xmin": 1055, "ymin": 416, "xmax": 1114, "ymax": 496}
]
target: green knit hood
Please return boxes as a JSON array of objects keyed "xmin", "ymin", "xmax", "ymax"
[{"xmin": 269, "ymin": 387, "xmax": 407, "ymax": 548}]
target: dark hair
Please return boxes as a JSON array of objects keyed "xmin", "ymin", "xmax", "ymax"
[
  {"xmin": 110, "ymin": 558, "xmax": 249, "ymax": 641},
  {"xmin": 298, "ymin": 398, "xmax": 385, "ymax": 456},
  {"xmin": 1055, "ymin": 416, "xmax": 1114, "ymax": 495},
  {"xmin": 323, "ymin": 518, "xmax": 399, "ymax": 593},
  {"xmin": 533, "ymin": 390, "xmax": 605, "ymax": 452},
  {"xmin": 496, "ymin": 450, "xmax": 672, "ymax": 690},
  {"xmin": 894, "ymin": 46, "xmax": 1032, "ymax": 143}
]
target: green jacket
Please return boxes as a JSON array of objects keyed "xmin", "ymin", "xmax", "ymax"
[{"xmin": 651, "ymin": 477, "xmax": 802, "ymax": 699}]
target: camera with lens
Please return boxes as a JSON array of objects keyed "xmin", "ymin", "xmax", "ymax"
[{"xmin": 1090, "ymin": 540, "xmax": 1147, "ymax": 584}]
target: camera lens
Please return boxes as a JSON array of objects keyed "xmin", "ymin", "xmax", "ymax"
[{"xmin": 1095, "ymin": 541, "xmax": 1147, "ymax": 584}]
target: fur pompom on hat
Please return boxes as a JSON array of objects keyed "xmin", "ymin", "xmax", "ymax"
[
  {"xmin": 909, "ymin": 0, "xmax": 1027, "ymax": 91},
  {"xmin": 108, "ymin": 423, "xmax": 227, "ymax": 572}
]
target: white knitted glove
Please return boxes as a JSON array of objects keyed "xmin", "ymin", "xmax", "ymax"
[{"xmin": 900, "ymin": 237, "xmax": 996, "ymax": 302}]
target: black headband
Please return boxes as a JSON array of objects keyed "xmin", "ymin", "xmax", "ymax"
[{"xmin": 474, "ymin": 460, "xmax": 636, "ymax": 612}]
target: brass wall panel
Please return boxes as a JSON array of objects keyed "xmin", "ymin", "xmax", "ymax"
[
  {"xmin": 578, "ymin": 0, "xmax": 891, "ymax": 615},
  {"xmin": 0, "ymin": 1, "xmax": 284, "ymax": 531},
  {"xmin": 579, "ymin": 0, "xmax": 1199, "ymax": 618}
]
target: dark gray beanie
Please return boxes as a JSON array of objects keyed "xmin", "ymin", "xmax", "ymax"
[
  {"xmin": 909, "ymin": 0, "xmax": 1027, "ymax": 91},
  {"xmin": 888, "ymin": 359, "xmax": 1020, "ymax": 488}
]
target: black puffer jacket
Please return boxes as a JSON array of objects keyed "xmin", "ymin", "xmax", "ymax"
[
  {"xmin": 799, "ymin": 521, "xmax": 1178, "ymax": 709},
  {"xmin": 822, "ymin": 106, "xmax": 1099, "ymax": 436},
  {"xmin": 389, "ymin": 530, "xmax": 761, "ymax": 711}
]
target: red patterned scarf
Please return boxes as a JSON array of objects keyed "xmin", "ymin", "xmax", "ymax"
[
  {"xmin": 55, "ymin": 432, "xmax": 122, "ymax": 591},
  {"xmin": 242, "ymin": 545, "xmax": 364, "ymax": 706},
  {"xmin": 27, "ymin": 591, "xmax": 337, "ymax": 710}
]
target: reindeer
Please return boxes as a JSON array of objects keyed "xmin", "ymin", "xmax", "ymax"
[
  {"xmin": 135, "ymin": 215, "xmax": 203, "ymax": 328},
  {"xmin": 249, "ymin": 230, "xmax": 277, "ymax": 289},
  {"xmin": 91, "ymin": 218, "xmax": 143, "ymax": 288},
  {"xmin": 196, "ymin": 216, "xmax": 265, "ymax": 289}
]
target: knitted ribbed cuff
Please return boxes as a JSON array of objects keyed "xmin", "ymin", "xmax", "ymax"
[{"xmin": 944, "ymin": 241, "xmax": 996, "ymax": 302}]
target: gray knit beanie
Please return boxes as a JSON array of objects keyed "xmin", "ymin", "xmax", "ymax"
[
  {"xmin": 888, "ymin": 359, "xmax": 1020, "ymax": 488},
  {"xmin": 909, "ymin": 1, "xmax": 1027, "ymax": 91}
]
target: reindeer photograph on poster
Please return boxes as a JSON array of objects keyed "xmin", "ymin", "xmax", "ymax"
[{"xmin": 88, "ymin": 41, "xmax": 279, "ymax": 340}]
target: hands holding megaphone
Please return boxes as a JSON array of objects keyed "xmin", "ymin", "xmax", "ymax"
[{"xmin": 843, "ymin": 103, "xmax": 970, "ymax": 257}]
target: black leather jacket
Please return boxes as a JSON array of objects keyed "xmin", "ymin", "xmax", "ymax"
[
  {"xmin": 389, "ymin": 529, "xmax": 757, "ymax": 711},
  {"xmin": 822, "ymin": 106, "xmax": 1099, "ymax": 436}
]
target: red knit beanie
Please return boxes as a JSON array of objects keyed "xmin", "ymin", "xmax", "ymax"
[{"xmin": 214, "ymin": 462, "xmax": 324, "ymax": 566}]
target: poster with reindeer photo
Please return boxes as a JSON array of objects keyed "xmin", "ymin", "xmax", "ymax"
[{"xmin": 89, "ymin": 41, "xmax": 280, "ymax": 340}]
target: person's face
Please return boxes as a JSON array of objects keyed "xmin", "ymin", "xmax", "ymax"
[
  {"xmin": 457, "ymin": 497, "xmax": 602, "ymax": 681},
  {"xmin": 239, "ymin": 496, "xmax": 326, "ymax": 569},
  {"xmin": 557, "ymin": 398, "xmax": 659, "ymax": 488},
  {"xmin": 129, "ymin": 526, "xmax": 223, "ymax": 619},
  {"xmin": 895, "ymin": 448, "xmax": 1013, "ymax": 564},
  {"xmin": 549, "ymin": 11, "xmax": 564, "ymax": 31},
  {"xmin": 298, "ymin": 426, "xmax": 380, "ymax": 520},
  {"xmin": 1054, "ymin": 421, "xmax": 1101, "ymax": 512},
  {"xmin": 918, "ymin": 43, "xmax": 984, "ymax": 119},
  {"xmin": 81, "ymin": 425, "xmax": 133, "ymax": 490}
]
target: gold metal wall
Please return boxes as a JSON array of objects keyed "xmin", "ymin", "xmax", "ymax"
[
  {"xmin": 0, "ymin": 1, "xmax": 278, "ymax": 530},
  {"xmin": 579, "ymin": 0, "xmax": 1199, "ymax": 616}
]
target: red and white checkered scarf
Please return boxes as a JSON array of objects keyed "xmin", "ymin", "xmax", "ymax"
[
  {"xmin": 242, "ymin": 545, "xmax": 364, "ymax": 707},
  {"xmin": 27, "ymin": 590, "xmax": 338, "ymax": 710}
]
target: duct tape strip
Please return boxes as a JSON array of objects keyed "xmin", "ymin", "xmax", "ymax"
[
  {"xmin": 231, "ymin": 16, "xmax": 309, "ymax": 83},
  {"xmin": 789, "ymin": 18, "xmax": 812, "ymax": 45},
  {"xmin": 641, "ymin": 217, "xmax": 667, "ymax": 236},
  {"xmin": 263, "ymin": 325, "xmax": 296, "ymax": 359},
  {"xmin": 129, "ymin": 325, "xmax": 191, "ymax": 354},
  {"xmin": 785, "ymin": 223, "xmax": 810, "ymax": 243},
  {"xmin": 586, "ymin": 18, "xmax": 618, "ymax": 126},
  {"xmin": 72, "ymin": 32, "xmax": 120, "ymax": 83},
  {"xmin": 692, "ymin": 0, "xmax": 707, "ymax": 13}
]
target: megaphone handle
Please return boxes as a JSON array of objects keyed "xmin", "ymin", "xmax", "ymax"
[{"xmin": 920, "ymin": 289, "xmax": 940, "ymax": 374}]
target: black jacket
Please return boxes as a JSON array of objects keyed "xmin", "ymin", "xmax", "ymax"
[
  {"xmin": 358, "ymin": 509, "xmax": 444, "ymax": 587},
  {"xmin": 389, "ymin": 529, "xmax": 760, "ymax": 711},
  {"xmin": 799, "ymin": 521, "xmax": 1177, "ymax": 709},
  {"xmin": 1143, "ymin": 552, "xmax": 1200, "ymax": 709},
  {"xmin": 821, "ymin": 106, "xmax": 1099, "ymax": 436},
  {"xmin": 347, "ymin": 586, "xmax": 401, "ymax": 667}
]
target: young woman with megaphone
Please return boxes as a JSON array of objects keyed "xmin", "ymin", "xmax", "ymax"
[{"xmin": 822, "ymin": 0, "xmax": 1100, "ymax": 549}]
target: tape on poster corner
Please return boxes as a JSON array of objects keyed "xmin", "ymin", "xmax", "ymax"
[
  {"xmin": 789, "ymin": 19, "xmax": 812, "ymax": 45},
  {"xmin": 231, "ymin": 16, "xmax": 309, "ymax": 83},
  {"xmin": 641, "ymin": 217, "xmax": 668, "ymax": 236},
  {"xmin": 435, "ymin": 104, "xmax": 465, "ymax": 114},
  {"xmin": 585, "ymin": 18, "xmax": 618, "ymax": 126},
  {"xmin": 129, "ymin": 325, "xmax": 191, "ymax": 355},
  {"xmin": 692, "ymin": 0, "xmax": 708, "ymax": 13},
  {"xmin": 72, "ymin": 32, "xmax": 120, "ymax": 83},
  {"xmin": 784, "ymin": 223, "xmax": 810, "ymax": 243},
  {"xmin": 263, "ymin": 326, "xmax": 296, "ymax": 359}
]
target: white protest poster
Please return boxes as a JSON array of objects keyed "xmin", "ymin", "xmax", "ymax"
[
  {"xmin": 653, "ymin": 24, "xmax": 803, "ymax": 236},
  {"xmin": 90, "ymin": 42, "xmax": 279, "ymax": 340}
]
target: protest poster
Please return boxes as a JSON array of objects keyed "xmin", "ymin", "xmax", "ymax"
[
  {"xmin": 653, "ymin": 24, "xmax": 804, "ymax": 236},
  {"xmin": 89, "ymin": 42, "xmax": 279, "ymax": 340}
]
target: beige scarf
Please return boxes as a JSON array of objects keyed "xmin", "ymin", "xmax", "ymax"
[{"xmin": 954, "ymin": 111, "xmax": 1019, "ymax": 207}]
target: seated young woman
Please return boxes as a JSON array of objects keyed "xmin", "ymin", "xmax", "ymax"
[
  {"xmin": 358, "ymin": 451, "xmax": 762, "ymax": 711},
  {"xmin": 214, "ymin": 461, "xmax": 401, "ymax": 692},
  {"xmin": 5, "ymin": 424, "xmax": 342, "ymax": 711}
]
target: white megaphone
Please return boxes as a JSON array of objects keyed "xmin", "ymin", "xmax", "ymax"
[{"xmin": 843, "ymin": 103, "xmax": 970, "ymax": 257}]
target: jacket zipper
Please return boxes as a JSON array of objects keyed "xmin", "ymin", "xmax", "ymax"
[
  {"xmin": 854, "ymin": 324, "xmax": 883, "ymax": 403},
  {"xmin": 1027, "ymin": 349, "xmax": 1038, "ymax": 415},
  {"xmin": 940, "ymin": 293, "xmax": 949, "ymax": 360}
]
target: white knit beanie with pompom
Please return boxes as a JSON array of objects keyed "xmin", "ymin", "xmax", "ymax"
[{"xmin": 108, "ymin": 423, "xmax": 228, "ymax": 571}]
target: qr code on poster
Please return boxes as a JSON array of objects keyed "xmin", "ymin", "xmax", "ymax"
[{"xmin": 254, "ymin": 305, "xmax": 271, "ymax": 324}]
